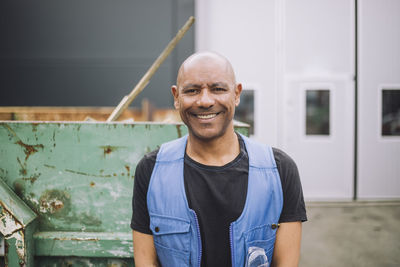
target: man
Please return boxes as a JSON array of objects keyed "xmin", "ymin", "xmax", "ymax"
[{"xmin": 131, "ymin": 52, "xmax": 307, "ymax": 267}]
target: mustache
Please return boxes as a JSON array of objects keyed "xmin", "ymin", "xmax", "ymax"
[{"xmin": 188, "ymin": 106, "xmax": 226, "ymax": 113}]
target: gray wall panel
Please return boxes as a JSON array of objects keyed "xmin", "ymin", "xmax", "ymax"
[{"xmin": 0, "ymin": 0, "xmax": 194, "ymax": 107}]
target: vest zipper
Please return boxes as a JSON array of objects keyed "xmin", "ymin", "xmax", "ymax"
[
  {"xmin": 229, "ymin": 223, "xmax": 234, "ymax": 267},
  {"xmin": 191, "ymin": 210, "xmax": 202, "ymax": 267}
]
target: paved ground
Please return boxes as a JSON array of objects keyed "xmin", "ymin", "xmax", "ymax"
[
  {"xmin": 300, "ymin": 201, "xmax": 400, "ymax": 267},
  {"xmin": 1, "ymin": 201, "xmax": 399, "ymax": 266}
]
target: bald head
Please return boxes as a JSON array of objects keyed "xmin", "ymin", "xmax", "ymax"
[
  {"xmin": 171, "ymin": 51, "xmax": 242, "ymax": 142},
  {"xmin": 176, "ymin": 52, "xmax": 237, "ymax": 87}
]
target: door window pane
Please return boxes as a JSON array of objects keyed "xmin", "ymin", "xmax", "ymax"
[
  {"xmin": 382, "ymin": 89, "xmax": 400, "ymax": 136},
  {"xmin": 306, "ymin": 90, "xmax": 330, "ymax": 135},
  {"xmin": 235, "ymin": 90, "xmax": 254, "ymax": 135}
]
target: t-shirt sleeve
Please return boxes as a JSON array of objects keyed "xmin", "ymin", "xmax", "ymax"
[
  {"xmin": 130, "ymin": 150, "xmax": 158, "ymax": 234},
  {"xmin": 273, "ymin": 148, "xmax": 307, "ymax": 223}
]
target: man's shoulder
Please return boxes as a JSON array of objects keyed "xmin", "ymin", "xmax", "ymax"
[
  {"xmin": 137, "ymin": 135, "xmax": 187, "ymax": 168},
  {"xmin": 143, "ymin": 148, "xmax": 159, "ymax": 161},
  {"xmin": 239, "ymin": 135, "xmax": 295, "ymax": 169},
  {"xmin": 136, "ymin": 148, "xmax": 160, "ymax": 175},
  {"xmin": 237, "ymin": 134, "xmax": 297, "ymax": 169},
  {"xmin": 271, "ymin": 147, "xmax": 298, "ymax": 169}
]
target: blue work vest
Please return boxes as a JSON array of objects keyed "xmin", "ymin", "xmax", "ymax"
[{"xmin": 147, "ymin": 134, "xmax": 283, "ymax": 267}]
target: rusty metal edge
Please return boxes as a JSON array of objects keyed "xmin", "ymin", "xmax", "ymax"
[
  {"xmin": 34, "ymin": 231, "xmax": 133, "ymax": 258},
  {"xmin": 0, "ymin": 179, "xmax": 37, "ymax": 228}
]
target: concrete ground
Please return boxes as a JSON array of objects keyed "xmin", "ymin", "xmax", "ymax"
[
  {"xmin": 300, "ymin": 201, "xmax": 400, "ymax": 267},
  {"xmin": 1, "ymin": 202, "xmax": 399, "ymax": 266}
]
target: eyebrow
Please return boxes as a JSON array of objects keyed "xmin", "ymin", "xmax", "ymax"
[
  {"xmin": 209, "ymin": 82, "xmax": 229, "ymax": 88},
  {"xmin": 182, "ymin": 84, "xmax": 202, "ymax": 90},
  {"xmin": 182, "ymin": 82, "xmax": 229, "ymax": 90}
]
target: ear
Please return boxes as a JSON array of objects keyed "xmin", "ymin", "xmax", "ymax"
[
  {"xmin": 234, "ymin": 83, "xmax": 242, "ymax": 107},
  {"xmin": 171, "ymin": 85, "xmax": 179, "ymax": 109}
]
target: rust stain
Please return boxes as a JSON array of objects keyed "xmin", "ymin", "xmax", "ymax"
[
  {"xmin": 44, "ymin": 164, "xmax": 56, "ymax": 169},
  {"xmin": 125, "ymin": 165, "xmax": 130, "ymax": 173},
  {"xmin": 39, "ymin": 190, "xmax": 69, "ymax": 214},
  {"xmin": 0, "ymin": 202, "xmax": 24, "ymax": 236},
  {"xmin": 16, "ymin": 157, "xmax": 27, "ymax": 176},
  {"xmin": 2, "ymin": 229, "xmax": 26, "ymax": 266},
  {"xmin": 65, "ymin": 169, "xmax": 112, "ymax": 178},
  {"xmin": 176, "ymin": 124, "xmax": 182, "ymax": 138},
  {"xmin": 0, "ymin": 207, "xmax": 27, "ymax": 267},
  {"xmin": 2, "ymin": 123, "xmax": 18, "ymax": 138},
  {"xmin": 104, "ymin": 147, "xmax": 113, "ymax": 154},
  {"xmin": 16, "ymin": 140, "xmax": 44, "ymax": 161},
  {"xmin": 4, "ymin": 239, "xmax": 8, "ymax": 266},
  {"xmin": 31, "ymin": 123, "xmax": 39, "ymax": 132},
  {"xmin": 72, "ymin": 237, "xmax": 98, "ymax": 241},
  {"xmin": 52, "ymin": 130, "xmax": 56, "ymax": 147},
  {"xmin": 90, "ymin": 182, "xmax": 95, "ymax": 187},
  {"xmin": 53, "ymin": 237, "xmax": 99, "ymax": 241},
  {"xmin": 125, "ymin": 165, "xmax": 131, "ymax": 178},
  {"xmin": 40, "ymin": 199, "xmax": 64, "ymax": 213},
  {"xmin": 52, "ymin": 201, "xmax": 64, "ymax": 210},
  {"xmin": 22, "ymin": 177, "xmax": 37, "ymax": 183},
  {"xmin": 14, "ymin": 230, "xmax": 25, "ymax": 263},
  {"xmin": 101, "ymin": 145, "xmax": 123, "ymax": 157},
  {"xmin": 21, "ymin": 173, "xmax": 40, "ymax": 184}
]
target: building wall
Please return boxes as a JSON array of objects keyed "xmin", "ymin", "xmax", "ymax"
[
  {"xmin": 196, "ymin": 0, "xmax": 400, "ymax": 200},
  {"xmin": 196, "ymin": 0, "xmax": 278, "ymax": 144}
]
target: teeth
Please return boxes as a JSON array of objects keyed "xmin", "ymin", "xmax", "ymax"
[{"xmin": 197, "ymin": 114, "xmax": 217, "ymax": 119}]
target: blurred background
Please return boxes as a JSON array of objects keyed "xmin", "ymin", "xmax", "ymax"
[
  {"xmin": 0, "ymin": 0, "xmax": 194, "ymax": 108},
  {"xmin": 0, "ymin": 0, "xmax": 399, "ymax": 266}
]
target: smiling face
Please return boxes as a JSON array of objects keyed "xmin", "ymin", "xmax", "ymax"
[{"xmin": 172, "ymin": 53, "xmax": 242, "ymax": 141}]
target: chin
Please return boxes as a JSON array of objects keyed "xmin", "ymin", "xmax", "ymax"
[{"xmin": 188, "ymin": 127, "xmax": 228, "ymax": 141}]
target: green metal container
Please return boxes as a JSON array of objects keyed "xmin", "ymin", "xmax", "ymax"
[{"xmin": 0, "ymin": 121, "xmax": 249, "ymax": 266}]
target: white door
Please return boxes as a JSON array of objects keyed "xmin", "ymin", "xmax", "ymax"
[
  {"xmin": 358, "ymin": 0, "xmax": 400, "ymax": 199},
  {"xmin": 280, "ymin": 0, "xmax": 355, "ymax": 200}
]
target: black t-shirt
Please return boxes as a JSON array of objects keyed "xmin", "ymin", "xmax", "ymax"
[{"xmin": 131, "ymin": 135, "xmax": 307, "ymax": 267}]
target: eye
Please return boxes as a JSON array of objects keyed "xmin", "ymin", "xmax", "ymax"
[
  {"xmin": 183, "ymin": 88, "xmax": 198, "ymax": 94},
  {"xmin": 213, "ymin": 87, "xmax": 227, "ymax": 92}
]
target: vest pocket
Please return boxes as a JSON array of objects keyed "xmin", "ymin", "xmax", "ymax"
[
  {"xmin": 150, "ymin": 214, "xmax": 191, "ymax": 266},
  {"xmin": 154, "ymin": 241, "xmax": 190, "ymax": 267},
  {"xmin": 244, "ymin": 224, "xmax": 278, "ymax": 265}
]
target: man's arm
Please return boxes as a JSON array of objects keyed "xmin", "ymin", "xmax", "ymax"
[
  {"xmin": 271, "ymin": 221, "xmax": 302, "ymax": 267},
  {"xmin": 132, "ymin": 230, "xmax": 159, "ymax": 267}
]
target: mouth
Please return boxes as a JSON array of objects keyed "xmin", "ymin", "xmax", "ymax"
[{"xmin": 193, "ymin": 112, "xmax": 220, "ymax": 119}]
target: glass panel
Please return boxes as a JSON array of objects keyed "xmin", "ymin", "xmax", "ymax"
[
  {"xmin": 235, "ymin": 90, "xmax": 254, "ymax": 135},
  {"xmin": 382, "ymin": 89, "xmax": 400, "ymax": 136},
  {"xmin": 306, "ymin": 90, "xmax": 330, "ymax": 135}
]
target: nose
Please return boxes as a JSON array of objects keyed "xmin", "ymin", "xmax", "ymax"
[{"xmin": 196, "ymin": 89, "xmax": 215, "ymax": 108}]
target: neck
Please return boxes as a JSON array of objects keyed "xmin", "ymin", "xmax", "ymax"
[{"xmin": 186, "ymin": 129, "xmax": 240, "ymax": 166}]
